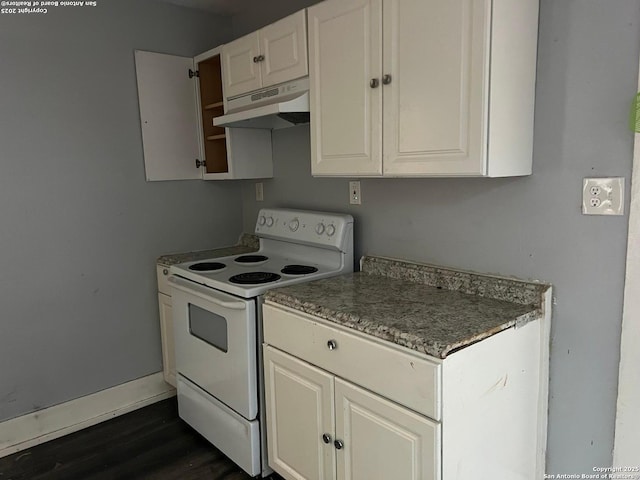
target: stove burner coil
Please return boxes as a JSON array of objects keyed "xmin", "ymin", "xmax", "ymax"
[
  {"xmin": 229, "ymin": 272, "xmax": 281, "ymax": 285},
  {"xmin": 281, "ymin": 265, "xmax": 319, "ymax": 275},
  {"xmin": 188, "ymin": 262, "xmax": 227, "ymax": 271},
  {"xmin": 235, "ymin": 255, "xmax": 269, "ymax": 264}
]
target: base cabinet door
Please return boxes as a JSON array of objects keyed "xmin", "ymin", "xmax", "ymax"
[
  {"xmin": 335, "ymin": 378, "xmax": 441, "ymax": 480},
  {"xmin": 264, "ymin": 346, "xmax": 336, "ymax": 480},
  {"xmin": 158, "ymin": 292, "xmax": 176, "ymax": 387},
  {"xmin": 264, "ymin": 346, "xmax": 441, "ymax": 480}
]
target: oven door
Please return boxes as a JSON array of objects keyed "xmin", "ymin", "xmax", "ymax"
[{"xmin": 169, "ymin": 275, "xmax": 257, "ymax": 420}]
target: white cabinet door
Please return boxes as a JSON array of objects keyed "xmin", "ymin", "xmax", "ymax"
[
  {"xmin": 261, "ymin": 10, "xmax": 309, "ymax": 89},
  {"xmin": 222, "ymin": 31, "xmax": 262, "ymax": 99},
  {"xmin": 158, "ymin": 293, "xmax": 176, "ymax": 387},
  {"xmin": 134, "ymin": 50, "xmax": 201, "ymax": 181},
  {"xmin": 335, "ymin": 378, "xmax": 441, "ymax": 480},
  {"xmin": 308, "ymin": 0, "xmax": 383, "ymax": 176},
  {"xmin": 264, "ymin": 346, "xmax": 336, "ymax": 480},
  {"xmin": 382, "ymin": 0, "xmax": 489, "ymax": 176}
]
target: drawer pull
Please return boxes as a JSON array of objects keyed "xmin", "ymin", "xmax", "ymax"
[
  {"xmin": 327, "ymin": 340, "xmax": 337, "ymax": 350},
  {"xmin": 334, "ymin": 439, "xmax": 344, "ymax": 450},
  {"xmin": 322, "ymin": 433, "xmax": 332, "ymax": 444}
]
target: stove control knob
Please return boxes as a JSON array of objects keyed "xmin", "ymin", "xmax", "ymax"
[
  {"xmin": 289, "ymin": 218, "xmax": 300, "ymax": 232},
  {"xmin": 316, "ymin": 223, "xmax": 325, "ymax": 235},
  {"xmin": 266, "ymin": 216, "xmax": 274, "ymax": 227},
  {"xmin": 258, "ymin": 215, "xmax": 266, "ymax": 226},
  {"xmin": 326, "ymin": 225, "xmax": 336, "ymax": 237}
]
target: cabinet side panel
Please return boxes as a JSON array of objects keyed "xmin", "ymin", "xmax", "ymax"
[
  {"xmin": 442, "ymin": 321, "xmax": 543, "ymax": 480},
  {"xmin": 486, "ymin": 0, "xmax": 539, "ymax": 177},
  {"xmin": 218, "ymin": 129, "xmax": 273, "ymax": 180},
  {"xmin": 134, "ymin": 51, "xmax": 201, "ymax": 181}
]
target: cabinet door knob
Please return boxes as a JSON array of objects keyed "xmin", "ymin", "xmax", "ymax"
[
  {"xmin": 327, "ymin": 340, "xmax": 337, "ymax": 350},
  {"xmin": 162, "ymin": 268, "xmax": 169, "ymax": 275},
  {"xmin": 257, "ymin": 55, "xmax": 265, "ymax": 62},
  {"xmin": 322, "ymin": 433, "xmax": 332, "ymax": 444},
  {"xmin": 382, "ymin": 74, "xmax": 392, "ymax": 85},
  {"xmin": 334, "ymin": 439, "xmax": 344, "ymax": 450},
  {"xmin": 370, "ymin": 78, "xmax": 380, "ymax": 88},
  {"xmin": 195, "ymin": 159, "xmax": 206, "ymax": 168},
  {"xmin": 253, "ymin": 56, "xmax": 259, "ymax": 63}
]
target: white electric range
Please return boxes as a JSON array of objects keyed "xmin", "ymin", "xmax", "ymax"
[{"xmin": 169, "ymin": 208, "xmax": 354, "ymax": 478}]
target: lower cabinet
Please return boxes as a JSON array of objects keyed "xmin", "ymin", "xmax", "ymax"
[
  {"xmin": 158, "ymin": 292, "xmax": 176, "ymax": 387},
  {"xmin": 157, "ymin": 265, "xmax": 176, "ymax": 388},
  {"xmin": 264, "ymin": 346, "xmax": 440, "ymax": 480},
  {"xmin": 262, "ymin": 302, "xmax": 547, "ymax": 480}
]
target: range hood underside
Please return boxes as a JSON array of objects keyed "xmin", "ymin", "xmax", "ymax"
[{"xmin": 213, "ymin": 91, "xmax": 310, "ymax": 129}]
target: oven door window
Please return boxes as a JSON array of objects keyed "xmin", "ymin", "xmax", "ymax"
[{"xmin": 188, "ymin": 303, "xmax": 228, "ymax": 353}]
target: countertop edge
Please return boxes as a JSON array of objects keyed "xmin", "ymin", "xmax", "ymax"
[
  {"xmin": 265, "ymin": 256, "xmax": 552, "ymax": 359},
  {"xmin": 156, "ymin": 233, "xmax": 259, "ymax": 266},
  {"xmin": 361, "ymin": 255, "xmax": 552, "ymax": 306}
]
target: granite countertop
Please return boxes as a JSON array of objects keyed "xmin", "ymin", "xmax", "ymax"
[
  {"xmin": 265, "ymin": 256, "xmax": 551, "ymax": 359},
  {"xmin": 157, "ymin": 233, "xmax": 259, "ymax": 266}
]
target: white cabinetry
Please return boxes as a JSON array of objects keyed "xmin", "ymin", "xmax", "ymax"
[
  {"xmin": 156, "ymin": 265, "xmax": 176, "ymax": 387},
  {"xmin": 265, "ymin": 345, "xmax": 440, "ymax": 480},
  {"xmin": 135, "ymin": 48, "xmax": 272, "ymax": 181},
  {"xmin": 263, "ymin": 302, "xmax": 547, "ymax": 480},
  {"xmin": 308, "ymin": 0, "xmax": 539, "ymax": 177},
  {"xmin": 222, "ymin": 10, "xmax": 308, "ymax": 99}
]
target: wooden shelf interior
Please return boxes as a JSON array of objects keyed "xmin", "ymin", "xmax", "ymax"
[{"xmin": 198, "ymin": 55, "xmax": 228, "ymax": 174}]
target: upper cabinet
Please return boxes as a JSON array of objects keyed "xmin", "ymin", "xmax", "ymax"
[
  {"xmin": 308, "ymin": 0, "xmax": 539, "ymax": 178},
  {"xmin": 135, "ymin": 48, "xmax": 273, "ymax": 181},
  {"xmin": 222, "ymin": 10, "xmax": 309, "ymax": 99}
]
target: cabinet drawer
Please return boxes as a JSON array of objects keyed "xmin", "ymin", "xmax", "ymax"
[
  {"xmin": 157, "ymin": 264, "xmax": 171, "ymax": 295},
  {"xmin": 263, "ymin": 303, "xmax": 441, "ymax": 420}
]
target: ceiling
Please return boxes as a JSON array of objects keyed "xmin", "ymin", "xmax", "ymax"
[{"xmin": 151, "ymin": 0, "xmax": 253, "ymax": 15}]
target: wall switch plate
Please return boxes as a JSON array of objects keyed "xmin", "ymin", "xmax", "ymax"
[
  {"xmin": 255, "ymin": 182, "xmax": 264, "ymax": 202},
  {"xmin": 349, "ymin": 181, "xmax": 361, "ymax": 205},
  {"xmin": 582, "ymin": 177, "xmax": 624, "ymax": 215}
]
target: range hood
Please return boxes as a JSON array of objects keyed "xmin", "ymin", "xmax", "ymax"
[{"xmin": 213, "ymin": 77, "xmax": 310, "ymax": 130}]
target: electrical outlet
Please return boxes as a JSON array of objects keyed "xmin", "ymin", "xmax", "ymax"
[
  {"xmin": 582, "ymin": 178, "xmax": 624, "ymax": 215},
  {"xmin": 255, "ymin": 182, "xmax": 264, "ymax": 202},
  {"xmin": 349, "ymin": 181, "xmax": 361, "ymax": 205}
]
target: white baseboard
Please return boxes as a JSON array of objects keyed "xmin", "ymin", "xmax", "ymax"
[{"xmin": 0, "ymin": 372, "xmax": 176, "ymax": 459}]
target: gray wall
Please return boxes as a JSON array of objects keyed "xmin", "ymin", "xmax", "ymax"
[
  {"xmin": 236, "ymin": 0, "xmax": 640, "ymax": 474},
  {"xmin": 0, "ymin": 0, "xmax": 241, "ymax": 421}
]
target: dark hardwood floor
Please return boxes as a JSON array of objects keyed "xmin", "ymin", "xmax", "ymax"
[{"xmin": 0, "ymin": 397, "xmax": 280, "ymax": 480}]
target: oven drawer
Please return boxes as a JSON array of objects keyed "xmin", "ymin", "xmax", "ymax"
[
  {"xmin": 263, "ymin": 303, "xmax": 441, "ymax": 420},
  {"xmin": 177, "ymin": 375, "xmax": 261, "ymax": 476}
]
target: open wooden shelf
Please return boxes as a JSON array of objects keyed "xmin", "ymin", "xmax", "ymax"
[
  {"xmin": 198, "ymin": 54, "xmax": 228, "ymax": 174},
  {"xmin": 204, "ymin": 101, "xmax": 224, "ymax": 110},
  {"xmin": 206, "ymin": 134, "xmax": 226, "ymax": 141}
]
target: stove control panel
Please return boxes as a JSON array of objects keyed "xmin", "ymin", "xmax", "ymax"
[{"xmin": 255, "ymin": 208, "xmax": 354, "ymax": 251}]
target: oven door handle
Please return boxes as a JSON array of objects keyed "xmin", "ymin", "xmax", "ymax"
[{"xmin": 168, "ymin": 276, "xmax": 247, "ymax": 310}]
